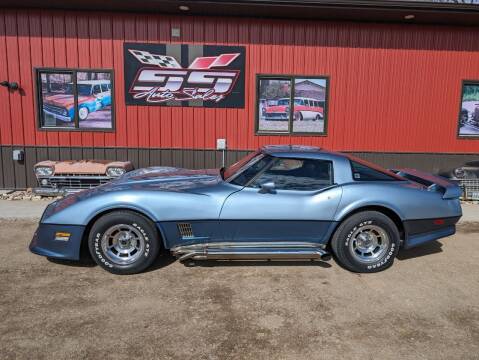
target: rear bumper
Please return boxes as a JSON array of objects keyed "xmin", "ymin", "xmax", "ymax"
[
  {"xmin": 403, "ymin": 216, "xmax": 461, "ymax": 249},
  {"xmin": 29, "ymin": 223, "xmax": 86, "ymax": 260}
]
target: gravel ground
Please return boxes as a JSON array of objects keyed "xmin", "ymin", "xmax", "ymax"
[{"xmin": 1, "ymin": 219, "xmax": 478, "ymax": 359}]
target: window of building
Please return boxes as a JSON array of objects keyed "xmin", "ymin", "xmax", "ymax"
[
  {"xmin": 256, "ymin": 75, "xmax": 329, "ymax": 135},
  {"xmin": 36, "ymin": 68, "xmax": 114, "ymax": 131},
  {"xmin": 250, "ymin": 158, "xmax": 333, "ymax": 191}
]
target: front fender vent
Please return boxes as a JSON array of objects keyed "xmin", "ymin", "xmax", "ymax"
[{"xmin": 177, "ymin": 223, "xmax": 194, "ymax": 239}]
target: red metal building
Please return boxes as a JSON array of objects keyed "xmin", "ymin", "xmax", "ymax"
[{"xmin": 1, "ymin": 0, "xmax": 479, "ymax": 188}]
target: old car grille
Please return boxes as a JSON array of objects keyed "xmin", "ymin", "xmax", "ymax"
[
  {"xmin": 265, "ymin": 113, "xmax": 288, "ymax": 119},
  {"xmin": 40, "ymin": 174, "xmax": 110, "ymax": 190},
  {"xmin": 43, "ymin": 104, "xmax": 68, "ymax": 116},
  {"xmin": 459, "ymin": 179, "xmax": 479, "ymax": 201}
]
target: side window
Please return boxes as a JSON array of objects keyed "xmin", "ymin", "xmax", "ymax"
[
  {"xmin": 229, "ymin": 155, "xmax": 272, "ymax": 187},
  {"xmin": 101, "ymin": 84, "xmax": 109, "ymax": 92},
  {"xmin": 250, "ymin": 158, "xmax": 333, "ymax": 191},
  {"xmin": 93, "ymin": 85, "xmax": 102, "ymax": 94},
  {"xmin": 350, "ymin": 161, "xmax": 397, "ymax": 181}
]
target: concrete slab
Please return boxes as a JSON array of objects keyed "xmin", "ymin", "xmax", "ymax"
[
  {"xmin": 460, "ymin": 202, "xmax": 479, "ymax": 223},
  {"xmin": 0, "ymin": 199, "xmax": 52, "ymax": 220}
]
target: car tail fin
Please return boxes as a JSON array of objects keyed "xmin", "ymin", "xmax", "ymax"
[{"xmin": 392, "ymin": 168, "xmax": 462, "ymax": 199}]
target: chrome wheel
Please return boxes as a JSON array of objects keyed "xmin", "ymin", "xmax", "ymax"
[
  {"xmin": 101, "ymin": 224, "xmax": 145, "ymax": 265},
  {"xmin": 78, "ymin": 107, "xmax": 89, "ymax": 120},
  {"xmin": 349, "ymin": 224, "xmax": 390, "ymax": 263}
]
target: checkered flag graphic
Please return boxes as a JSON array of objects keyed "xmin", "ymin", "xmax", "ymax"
[{"xmin": 129, "ymin": 49, "xmax": 181, "ymax": 68}]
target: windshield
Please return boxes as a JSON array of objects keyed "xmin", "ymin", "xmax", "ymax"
[
  {"xmin": 294, "ymin": 98, "xmax": 304, "ymax": 105},
  {"xmin": 223, "ymin": 151, "xmax": 262, "ymax": 181},
  {"xmin": 77, "ymin": 84, "xmax": 93, "ymax": 96},
  {"xmin": 277, "ymin": 99, "xmax": 290, "ymax": 106}
]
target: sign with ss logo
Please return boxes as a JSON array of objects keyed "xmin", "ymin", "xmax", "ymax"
[{"xmin": 124, "ymin": 43, "xmax": 245, "ymax": 108}]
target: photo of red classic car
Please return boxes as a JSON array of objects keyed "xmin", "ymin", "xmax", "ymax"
[{"xmin": 263, "ymin": 97, "xmax": 324, "ymax": 121}]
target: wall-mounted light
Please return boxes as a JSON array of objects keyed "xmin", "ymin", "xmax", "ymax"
[
  {"xmin": 0, "ymin": 80, "xmax": 19, "ymax": 91},
  {"xmin": 404, "ymin": 14, "xmax": 415, "ymax": 20},
  {"xmin": 179, "ymin": 5, "xmax": 190, "ymax": 11}
]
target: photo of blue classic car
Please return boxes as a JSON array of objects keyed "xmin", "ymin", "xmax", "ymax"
[{"xmin": 29, "ymin": 146, "xmax": 462, "ymax": 275}]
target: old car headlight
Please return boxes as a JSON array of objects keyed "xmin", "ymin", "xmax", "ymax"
[
  {"xmin": 454, "ymin": 168, "xmax": 465, "ymax": 178},
  {"xmin": 35, "ymin": 166, "xmax": 53, "ymax": 177},
  {"xmin": 106, "ymin": 167, "xmax": 126, "ymax": 178}
]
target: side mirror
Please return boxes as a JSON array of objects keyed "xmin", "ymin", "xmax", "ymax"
[{"xmin": 259, "ymin": 181, "xmax": 276, "ymax": 194}]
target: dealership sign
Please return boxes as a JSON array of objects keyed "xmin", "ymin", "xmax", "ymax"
[{"xmin": 124, "ymin": 43, "xmax": 245, "ymax": 108}]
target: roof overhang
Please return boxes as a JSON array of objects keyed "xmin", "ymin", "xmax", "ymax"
[{"xmin": 4, "ymin": 0, "xmax": 479, "ymax": 26}]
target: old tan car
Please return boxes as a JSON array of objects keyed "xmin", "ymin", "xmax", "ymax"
[{"xmin": 34, "ymin": 160, "xmax": 134, "ymax": 196}]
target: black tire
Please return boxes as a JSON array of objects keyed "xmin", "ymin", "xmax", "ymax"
[
  {"xmin": 295, "ymin": 112, "xmax": 303, "ymax": 121},
  {"xmin": 88, "ymin": 211, "xmax": 160, "ymax": 275},
  {"xmin": 331, "ymin": 211, "xmax": 400, "ymax": 273}
]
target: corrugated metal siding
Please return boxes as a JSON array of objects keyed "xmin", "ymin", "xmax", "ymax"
[{"xmin": 1, "ymin": 9, "xmax": 479, "ymax": 153}]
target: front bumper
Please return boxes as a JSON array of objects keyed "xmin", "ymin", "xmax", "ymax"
[
  {"xmin": 29, "ymin": 223, "xmax": 86, "ymax": 260},
  {"xmin": 264, "ymin": 113, "xmax": 288, "ymax": 121},
  {"xmin": 43, "ymin": 109, "xmax": 73, "ymax": 122},
  {"xmin": 33, "ymin": 187, "xmax": 83, "ymax": 196}
]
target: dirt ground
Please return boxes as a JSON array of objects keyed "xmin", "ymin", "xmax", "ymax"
[{"xmin": 1, "ymin": 219, "xmax": 478, "ymax": 360}]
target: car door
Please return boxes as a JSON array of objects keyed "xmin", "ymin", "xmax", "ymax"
[{"xmin": 219, "ymin": 156, "xmax": 342, "ymax": 244}]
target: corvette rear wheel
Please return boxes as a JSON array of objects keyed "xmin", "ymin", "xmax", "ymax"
[
  {"xmin": 88, "ymin": 211, "xmax": 160, "ymax": 275},
  {"xmin": 331, "ymin": 211, "xmax": 400, "ymax": 273}
]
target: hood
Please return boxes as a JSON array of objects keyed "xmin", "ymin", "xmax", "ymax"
[
  {"xmin": 265, "ymin": 105, "xmax": 288, "ymax": 112},
  {"xmin": 64, "ymin": 166, "xmax": 223, "ymax": 205},
  {"xmin": 44, "ymin": 94, "xmax": 75, "ymax": 108},
  {"xmin": 44, "ymin": 94, "xmax": 94, "ymax": 108},
  {"xmin": 100, "ymin": 166, "xmax": 222, "ymax": 193}
]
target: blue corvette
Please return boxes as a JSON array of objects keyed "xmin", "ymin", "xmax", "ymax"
[{"xmin": 30, "ymin": 146, "xmax": 462, "ymax": 275}]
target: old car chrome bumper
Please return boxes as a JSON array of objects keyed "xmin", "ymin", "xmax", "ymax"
[
  {"xmin": 43, "ymin": 109, "xmax": 73, "ymax": 122},
  {"xmin": 33, "ymin": 187, "xmax": 83, "ymax": 196}
]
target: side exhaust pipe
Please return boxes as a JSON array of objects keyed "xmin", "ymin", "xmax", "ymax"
[{"xmin": 172, "ymin": 242, "xmax": 331, "ymax": 262}]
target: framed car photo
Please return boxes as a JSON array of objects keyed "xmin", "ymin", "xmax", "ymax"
[
  {"xmin": 256, "ymin": 74, "xmax": 329, "ymax": 136},
  {"xmin": 458, "ymin": 80, "xmax": 479, "ymax": 138},
  {"xmin": 35, "ymin": 68, "xmax": 115, "ymax": 131}
]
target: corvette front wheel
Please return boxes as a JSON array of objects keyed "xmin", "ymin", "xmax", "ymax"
[
  {"xmin": 88, "ymin": 211, "xmax": 160, "ymax": 275},
  {"xmin": 331, "ymin": 211, "xmax": 400, "ymax": 273}
]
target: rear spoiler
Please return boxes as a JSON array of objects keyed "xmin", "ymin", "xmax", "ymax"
[{"xmin": 392, "ymin": 168, "xmax": 462, "ymax": 199}]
